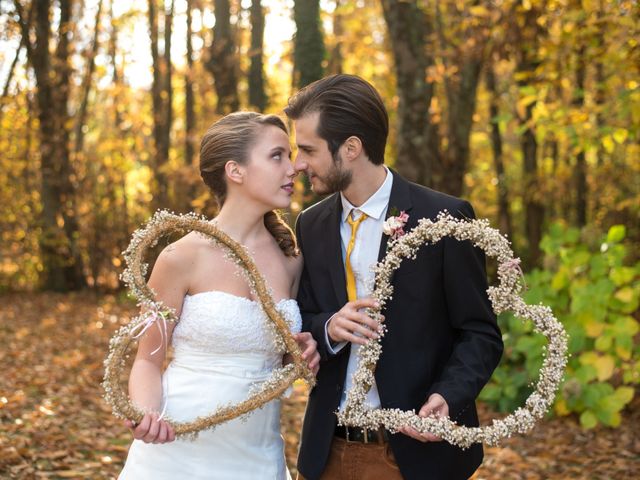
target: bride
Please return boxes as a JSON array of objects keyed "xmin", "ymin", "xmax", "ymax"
[{"xmin": 118, "ymin": 112, "xmax": 320, "ymax": 479}]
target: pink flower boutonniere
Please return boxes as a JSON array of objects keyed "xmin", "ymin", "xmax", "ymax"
[{"xmin": 382, "ymin": 208, "xmax": 409, "ymax": 240}]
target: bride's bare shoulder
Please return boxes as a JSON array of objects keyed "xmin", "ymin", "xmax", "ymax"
[{"xmin": 153, "ymin": 231, "xmax": 213, "ymax": 273}]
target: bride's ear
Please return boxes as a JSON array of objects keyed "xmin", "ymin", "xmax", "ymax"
[{"xmin": 224, "ymin": 160, "xmax": 244, "ymax": 185}]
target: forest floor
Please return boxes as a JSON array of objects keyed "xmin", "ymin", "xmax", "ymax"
[{"xmin": 0, "ymin": 293, "xmax": 638, "ymax": 479}]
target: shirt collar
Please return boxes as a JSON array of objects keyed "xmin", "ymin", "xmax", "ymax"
[{"xmin": 340, "ymin": 166, "xmax": 393, "ymax": 222}]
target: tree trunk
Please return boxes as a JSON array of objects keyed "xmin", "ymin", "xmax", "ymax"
[
  {"xmin": 521, "ymin": 105, "xmax": 544, "ymax": 268},
  {"xmin": 16, "ymin": 0, "xmax": 86, "ymax": 290},
  {"xmin": 292, "ymin": 0, "xmax": 325, "ymax": 88},
  {"xmin": 327, "ymin": 0, "xmax": 344, "ymax": 75},
  {"xmin": 516, "ymin": 8, "xmax": 545, "ymax": 268},
  {"xmin": 436, "ymin": 2, "xmax": 483, "ymax": 197},
  {"xmin": 380, "ymin": 0, "xmax": 436, "ymax": 187},
  {"xmin": 486, "ymin": 60, "xmax": 513, "ymax": 239},
  {"xmin": 164, "ymin": 0, "xmax": 174, "ymax": 145},
  {"xmin": 109, "ymin": 0, "xmax": 130, "ymax": 255},
  {"xmin": 185, "ymin": 0, "xmax": 196, "ymax": 164},
  {"xmin": 573, "ymin": 41, "xmax": 587, "ymax": 227},
  {"xmin": 592, "ymin": 0, "xmax": 606, "ymax": 216},
  {"xmin": 248, "ymin": 0, "xmax": 267, "ymax": 111},
  {"xmin": 74, "ymin": 0, "xmax": 104, "ymax": 155},
  {"xmin": 205, "ymin": 0, "xmax": 240, "ymax": 113},
  {"xmin": 148, "ymin": 0, "xmax": 174, "ymax": 210}
]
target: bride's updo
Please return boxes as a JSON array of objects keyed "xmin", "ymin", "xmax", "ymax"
[{"xmin": 199, "ymin": 112, "xmax": 298, "ymax": 257}]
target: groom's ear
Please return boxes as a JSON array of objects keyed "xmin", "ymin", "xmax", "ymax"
[
  {"xmin": 224, "ymin": 160, "xmax": 244, "ymax": 185},
  {"xmin": 343, "ymin": 136, "xmax": 363, "ymax": 161}
]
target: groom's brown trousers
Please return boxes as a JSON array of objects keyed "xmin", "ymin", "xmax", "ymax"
[{"xmin": 297, "ymin": 435, "xmax": 403, "ymax": 480}]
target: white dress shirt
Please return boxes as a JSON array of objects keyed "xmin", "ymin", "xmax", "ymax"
[{"xmin": 325, "ymin": 167, "xmax": 393, "ymax": 410}]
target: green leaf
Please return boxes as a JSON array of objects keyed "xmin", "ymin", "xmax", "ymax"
[
  {"xmin": 611, "ymin": 286, "xmax": 640, "ymax": 314},
  {"xmin": 594, "ymin": 334, "xmax": 612, "ymax": 352},
  {"xmin": 610, "ymin": 266, "xmax": 636, "ymax": 286},
  {"xmin": 612, "ymin": 315, "xmax": 640, "ymax": 336},
  {"xmin": 607, "ymin": 225, "xmax": 626, "ymax": 243},
  {"xmin": 551, "ymin": 269, "xmax": 570, "ymax": 291},
  {"xmin": 613, "ymin": 386, "xmax": 634, "ymax": 405},
  {"xmin": 479, "ymin": 384, "xmax": 502, "ymax": 402},
  {"xmin": 595, "ymin": 406, "xmax": 621, "ymax": 427},
  {"xmin": 580, "ymin": 410, "xmax": 598, "ymax": 429},
  {"xmin": 574, "ymin": 364, "xmax": 598, "ymax": 383}
]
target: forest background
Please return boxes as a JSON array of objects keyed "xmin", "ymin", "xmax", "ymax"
[{"xmin": 0, "ymin": 0, "xmax": 639, "ymax": 477}]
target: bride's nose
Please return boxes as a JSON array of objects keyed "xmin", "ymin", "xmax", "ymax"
[{"xmin": 286, "ymin": 163, "xmax": 297, "ymax": 179}]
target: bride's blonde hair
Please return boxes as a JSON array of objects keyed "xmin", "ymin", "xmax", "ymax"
[{"xmin": 199, "ymin": 112, "xmax": 299, "ymax": 257}]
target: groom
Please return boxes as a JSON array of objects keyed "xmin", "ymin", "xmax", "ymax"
[{"xmin": 286, "ymin": 74, "xmax": 503, "ymax": 480}]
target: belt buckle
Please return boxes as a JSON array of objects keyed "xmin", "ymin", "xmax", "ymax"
[{"xmin": 345, "ymin": 427, "xmax": 365, "ymax": 443}]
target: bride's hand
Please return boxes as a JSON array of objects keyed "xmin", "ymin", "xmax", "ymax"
[
  {"xmin": 293, "ymin": 332, "xmax": 321, "ymax": 376},
  {"xmin": 125, "ymin": 412, "xmax": 176, "ymax": 444}
]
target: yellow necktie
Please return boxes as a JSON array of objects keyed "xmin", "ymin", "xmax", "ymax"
[{"xmin": 345, "ymin": 211, "xmax": 368, "ymax": 302}]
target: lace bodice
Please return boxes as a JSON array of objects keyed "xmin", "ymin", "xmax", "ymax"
[{"xmin": 171, "ymin": 290, "xmax": 302, "ymax": 356}]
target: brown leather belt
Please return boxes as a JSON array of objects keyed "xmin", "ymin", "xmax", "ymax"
[{"xmin": 334, "ymin": 425, "xmax": 390, "ymax": 444}]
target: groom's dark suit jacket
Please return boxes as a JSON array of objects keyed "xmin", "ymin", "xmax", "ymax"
[{"xmin": 295, "ymin": 170, "xmax": 504, "ymax": 480}]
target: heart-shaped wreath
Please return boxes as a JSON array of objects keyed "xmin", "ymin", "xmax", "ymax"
[
  {"xmin": 336, "ymin": 212, "xmax": 568, "ymax": 449},
  {"xmin": 102, "ymin": 210, "xmax": 315, "ymax": 437}
]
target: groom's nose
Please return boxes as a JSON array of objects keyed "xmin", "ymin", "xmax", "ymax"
[{"xmin": 293, "ymin": 154, "xmax": 307, "ymax": 173}]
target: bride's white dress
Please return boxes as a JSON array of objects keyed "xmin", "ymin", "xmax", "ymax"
[{"xmin": 119, "ymin": 290, "xmax": 301, "ymax": 479}]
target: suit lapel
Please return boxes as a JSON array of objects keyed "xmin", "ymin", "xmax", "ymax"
[
  {"xmin": 377, "ymin": 169, "xmax": 414, "ymax": 262},
  {"xmin": 321, "ymin": 194, "xmax": 348, "ymax": 307}
]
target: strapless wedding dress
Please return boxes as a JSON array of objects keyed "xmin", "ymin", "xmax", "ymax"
[{"xmin": 119, "ymin": 290, "xmax": 301, "ymax": 479}]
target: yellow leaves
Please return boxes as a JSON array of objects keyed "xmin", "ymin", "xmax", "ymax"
[
  {"xmin": 15, "ymin": 327, "xmax": 30, "ymax": 340},
  {"xmin": 469, "ymin": 5, "xmax": 490, "ymax": 17},
  {"xmin": 533, "ymin": 100, "xmax": 549, "ymax": 120},
  {"xmin": 594, "ymin": 356, "xmax": 615, "ymax": 381},
  {"xmin": 53, "ymin": 349, "xmax": 86, "ymax": 368},
  {"xmin": 584, "ymin": 321, "xmax": 604, "ymax": 338},
  {"xmin": 579, "ymin": 352, "xmax": 615, "ymax": 381},
  {"xmin": 612, "ymin": 128, "xmax": 628, "ymax": 144},
  {"xmin": 517, "ymin": 94, "xmax": 538, "ymax": 119},
  {"xmin": 41, "ymin": 317, "xmax": 56, "ymax": 328},
  {"xmin": 614, "ymin": 286, "xmax": 634, "ymax": 303},
  {"xmin": 616, "ymin": 344, "xmax": 631, "ymax": 361},
  {"xmin": 554, "ymin": 398, "xmax": 570, "ymax": 416},
  {"xmin": 613, "ymin": 386, "xmax": 634, "ymax": 405},
  {"xmin": 602, "ymin": 135, "xmax": 615, "ymax": 154}
]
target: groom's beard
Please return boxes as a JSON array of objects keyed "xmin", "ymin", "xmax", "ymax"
[{"xmin": 313, "ymin": 152, "xmax": 352, "ymax": 195}]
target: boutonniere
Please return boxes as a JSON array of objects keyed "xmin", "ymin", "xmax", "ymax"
[{"xmin": 382, "ymin": 207, "xmax": 409, "ymax": 241}]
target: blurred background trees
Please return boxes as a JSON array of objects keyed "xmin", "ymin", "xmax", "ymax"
[{"xmin": 0, "ymin": 0, "xmax": 638, "ymax": 427}]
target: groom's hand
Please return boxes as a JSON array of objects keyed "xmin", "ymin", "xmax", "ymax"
[
  {"xmin": 327, "ymin": 298, "xmax": 383, "ymax": 345},
  {"xmin": 400, "ymin": 393, "xmax": 449, "ymax": 443}
]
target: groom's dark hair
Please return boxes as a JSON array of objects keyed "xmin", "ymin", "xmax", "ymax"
[{"xmin": 284, "ymin": 74, "xmax": 388, "ymax": 165}]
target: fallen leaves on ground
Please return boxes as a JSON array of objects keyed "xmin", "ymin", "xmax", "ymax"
[{"xmin": 0, "ymin": 293, "xmax": 637, "ymax": 479}]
